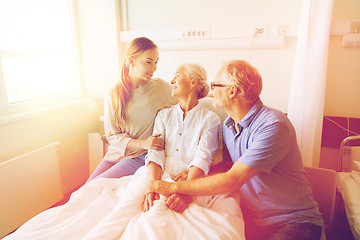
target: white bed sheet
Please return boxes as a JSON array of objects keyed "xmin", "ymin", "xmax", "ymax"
[
  {"xmin": 337, "ymin": 171, "xmax": 360, "ymax": 240},
  {"xmin": 4, "ymin": 167, "xmax": 245, "ymax": 240}
]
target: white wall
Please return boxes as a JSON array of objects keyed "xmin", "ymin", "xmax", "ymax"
[
  {"xmin": 0, "ymin": 101, "xmax": 100, "ymax": 194},
  {"xmin": 126, "ymin": 0, "xmax": 303, "ymax": 29},
  {"xmin": 325, "ymin": 0, "xmax": 360, "ymax": 118},
  {"xmin": 73, "ymin": 0, "xmax": 301, "ymax": 113},
  {"xmin": 76, "ymin": 0, "xmax": 121, "ymax": 100},
  {"xmin": 326, "ymin": 35, "xmax": 360, "ymax": 118},
  {"xmin": 115, "ymin": 0, "xmax": 360, "ymax": 118},
  {"xmin": 121, "ymin": 0, "xmax": 303, "ymax": 112}
]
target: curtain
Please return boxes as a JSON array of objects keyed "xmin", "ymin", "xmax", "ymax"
[{"xmin": 287, "ymin": 0, "xmax": 334, "ymax": 167}]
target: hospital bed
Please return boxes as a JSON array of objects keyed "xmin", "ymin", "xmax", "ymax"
[
  {"xmin": 336, "ymin": 135, "xmax": 360, "ymax": 240},
  {"xmin": 3, "ymin": 97, "xmax": 341, "ymax": 239}
]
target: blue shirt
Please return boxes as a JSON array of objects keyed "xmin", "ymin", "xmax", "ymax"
[{"xmin": 223, "ymin": 99, "xmax": 323, "ymax": 228}]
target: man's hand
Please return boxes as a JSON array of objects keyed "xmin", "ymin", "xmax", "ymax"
[
  {"xmin": 142, "ymin": 134, "xmax": 165, "ymax": 150},
  {"xmin": 146, "ymin": 180, "xmax": 175, "ymax": 196},
  {"xmin": 143, "ymin": 192, "xmax": 159, "ymax": 212},
  {"xmin": 165, "ymin": 193, "xmax": 192, "ymax": 213}
]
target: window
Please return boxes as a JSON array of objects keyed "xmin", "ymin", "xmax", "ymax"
[{"xmin": 0, "ymin": 0, "xmax": 81, "ymax": 113}]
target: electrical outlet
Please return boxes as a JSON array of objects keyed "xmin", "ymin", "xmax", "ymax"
[
  {"xmin": 277, "ymin": 24, "xmax": 288, "ymax": 36},
  {"xmin": 252, "ymin": 25, "xmax": 268, "ymax": 36},
  {"xmin": 182, "ymin": 28, "xmax": 210, "ymax": 39},
  {"xmin": 350, "ymin": 21, "xmax": 360, "ymax": 33}
]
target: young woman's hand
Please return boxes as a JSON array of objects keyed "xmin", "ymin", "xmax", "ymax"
[
  {"xmin": 142, "ymin": 134, "xmax": 165, "ymax": 150},
  {"xmin": 143, "ymin": 192, "xmax": 160, "ymax": 212}
]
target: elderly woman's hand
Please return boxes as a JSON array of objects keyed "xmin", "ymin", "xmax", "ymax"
[
  {"xmin": 166, "ymin": 193, "xmax": 192, "ymax": 213},
  {"xmin": 173, "ymin": 171, "xmax": 188, "ymax": 181},
  {"xmin": 142, "ymin": 134, "xmax": 165, "ymax": 150}
]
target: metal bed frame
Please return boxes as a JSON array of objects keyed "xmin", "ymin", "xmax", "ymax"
[{"xmin": 338, "ymin": 135, "xmax": 360, "ymax": 172}]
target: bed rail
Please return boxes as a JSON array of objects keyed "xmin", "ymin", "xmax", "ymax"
[{"xmin": 338, "ymin": 135, "xmax": 360, "ymax": 172}]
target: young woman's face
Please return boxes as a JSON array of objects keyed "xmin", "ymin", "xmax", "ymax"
[
  {"xmin": 131, "ymin": 48, "xmax": 159, "ymax": 82},
  {"xmin": 170, "ymin": 67, "xmax": 193, "ymax": 99}
]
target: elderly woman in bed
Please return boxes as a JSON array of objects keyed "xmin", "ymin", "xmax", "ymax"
[
  {"xmin": 143, "ymin": 63, "xmax": 219, "ymax": 213},
  {"xmin": 112, "ymin": 63, "xmax": 244, "ymax": 239}
]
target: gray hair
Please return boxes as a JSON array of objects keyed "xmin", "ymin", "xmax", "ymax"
[
  {"xmin": 221, "ymin": 60, "xmax": 262, "ymax": 102},
  {"xmin": 180, "ymin": 63, "xmax": 209, "ymax": 99}
]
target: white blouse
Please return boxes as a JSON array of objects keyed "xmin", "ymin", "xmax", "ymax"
[
  {"xmin": 103, "ymin": 78, "xmax": 177, "ymax": 162},
  {"xmin": 145, "ymin": 103, "xmax": 221, "ymax": 176}
]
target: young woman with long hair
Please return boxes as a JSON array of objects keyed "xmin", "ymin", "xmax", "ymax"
[{"xmin": 88, "ymin": 37, "xmax": 177, "ymax": 181}]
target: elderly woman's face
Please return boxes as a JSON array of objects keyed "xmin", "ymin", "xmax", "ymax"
[{"xmin": 170, "ymin": 67, "xmax": 192, "ymax": 99}]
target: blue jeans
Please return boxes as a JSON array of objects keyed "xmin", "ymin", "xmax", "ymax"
[
  {"xmin": 87, "ymin": 154, "xmax": 146, "ymax": 183},
  {"xmin": 246, "ymin": 222, "xmax": 322, "ymax": 240}
]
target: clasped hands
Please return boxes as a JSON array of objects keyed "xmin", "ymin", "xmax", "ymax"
[{"xmin": 143, "ymin": 171, "xmax": 191, "ymax": 213}]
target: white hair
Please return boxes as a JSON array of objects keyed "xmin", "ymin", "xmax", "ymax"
[{"xmin": 180, "ymin": 63, "xmax": 209, "ymax": 99}]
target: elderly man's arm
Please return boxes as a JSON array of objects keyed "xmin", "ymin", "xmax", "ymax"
[{"xmin": 148, "ymin": 160, "xmax": 259, "ymax": 196}]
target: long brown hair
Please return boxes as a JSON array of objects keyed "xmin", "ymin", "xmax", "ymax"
[{"xmin": 111, "ymin": 37, "xmax": 157, "ymax": 126}]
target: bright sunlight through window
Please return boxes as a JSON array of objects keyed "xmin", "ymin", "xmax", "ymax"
[{"xmin": 0, "ymin": 0, "xmax": 79, "ymax": 104}]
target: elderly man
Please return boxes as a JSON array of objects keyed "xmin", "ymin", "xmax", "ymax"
[{"xmin": 147, "ymin": 60, "xmax": 323, "ymax": 240}]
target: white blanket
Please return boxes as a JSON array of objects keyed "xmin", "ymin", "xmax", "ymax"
[
  {"xmin": 5, "ymin": 166, "xmax": 245, "ymax": 240},
  {"xmin": 337, "ymin": 172, "xmax": 360, "ymax": 240}
]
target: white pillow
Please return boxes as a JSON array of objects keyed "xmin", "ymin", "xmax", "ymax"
[
  {"xmin": 353, "ymin": 161, "xmax": 360, "ymax": 171},
  {"xmin": 351, "ymin": 170, "xmax": 360, "ymax": 185}
]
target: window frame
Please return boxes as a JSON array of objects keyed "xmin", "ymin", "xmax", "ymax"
[{"xmin": 0, "ymin": 0, "xmax": 85, "ymax": 119}]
